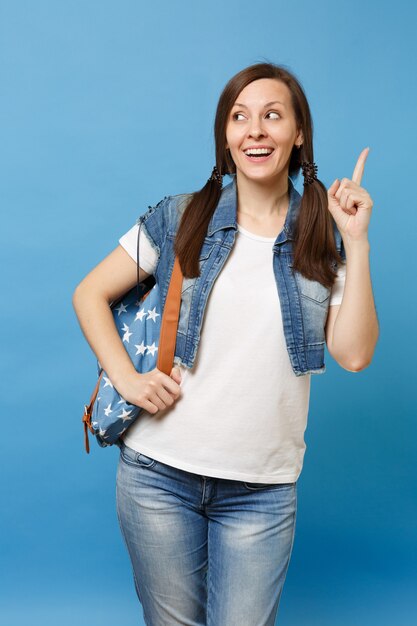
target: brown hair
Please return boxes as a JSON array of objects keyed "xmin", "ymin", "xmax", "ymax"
[{"xmin": 174, "ymin": 62, "xmax": 344, "ymax": 289}]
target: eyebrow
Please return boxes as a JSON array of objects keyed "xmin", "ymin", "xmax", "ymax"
[{"xmin": 232, "ymin": 100, "xmax": 286, "ymax": 109}]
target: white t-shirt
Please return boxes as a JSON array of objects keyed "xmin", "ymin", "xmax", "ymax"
[{"xmin": 117, "ymin": 222, "xmax": 346, "ymax": 483}]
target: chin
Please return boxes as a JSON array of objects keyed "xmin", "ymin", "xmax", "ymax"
[{"xmin": 241, "ymin": 169, "xmax": 281, "ymax": 182}]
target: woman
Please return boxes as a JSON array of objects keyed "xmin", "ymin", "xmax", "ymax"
[{"xmin": 73, "ymin": 62, "xmax": 378, "ymax": 625}]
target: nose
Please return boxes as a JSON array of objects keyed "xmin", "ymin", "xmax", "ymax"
[
  {"xmin": 245, "ymin": 116, "xmax": 265, "ymax": 137},
  {"xmin": 248, "ymin": 119, "xmax": 266, "ymax": 138}
]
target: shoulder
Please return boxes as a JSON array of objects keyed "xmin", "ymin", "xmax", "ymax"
[
  {"xmin": 169, "ymin": 191, "xmax": 195, "ymax": 215},
  {"xmin": 136, "ymin": 191, "xmax": 195, "ymax": 249},
  {"xmin": 163, "ymin": 191, "xmax": 195, "ymax": 233}
]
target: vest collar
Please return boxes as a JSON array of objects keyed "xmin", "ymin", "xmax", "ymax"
[{"xmin": 207, "ymin": 173, "xmax": 302, "ymax": 243}]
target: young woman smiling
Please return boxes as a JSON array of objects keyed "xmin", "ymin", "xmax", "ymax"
[{"xmin": 73, "ymin": 62, "xmax": 378, "ymax": 625}]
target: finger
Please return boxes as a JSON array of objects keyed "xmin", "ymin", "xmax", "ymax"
[
  {"xmin": 328, "ymin": 178, "xmax": 341, "ymax": 197},
  {"xmin": 171, "ymin": 371, "xmax": 181, "ymax": 385},
  {"xmin": 341, "ymin": 186, "xmax": 355, "ymax": 209},
  {"xmin": 166, "ymin": 370, "xmax": 182, "ymax": 396},
  {"xmin": 352, "ymin": 147, "xmax": 370, "ymax": 186},
  {"xmin": 170, "ymin": 366, "xmax": 182, "ymax": 381},
  {"xmin": 346, "ymin": 194, "xmax": 356, "ymax": 211}
]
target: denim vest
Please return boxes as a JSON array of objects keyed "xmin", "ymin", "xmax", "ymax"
[{"xmin": 137, "ymin": 175, "xmax": 346, "ymax": 377}]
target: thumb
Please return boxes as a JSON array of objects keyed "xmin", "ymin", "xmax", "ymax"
[
  {"xmin": 328, "ymin": 178, "xmax": 340, "ymax": 198},
  {"xmin": 170, "ymin": 366, "xmax": 182, "ymax": 383}
]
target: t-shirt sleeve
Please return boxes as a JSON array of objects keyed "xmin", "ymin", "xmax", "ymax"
[
  {"xmin": 329, "ymin": 261, "xmax": 346, "ymax": 306},
  {"xmin": 118, "ymin": 223, "xmax": 158, "ymax": 275}
]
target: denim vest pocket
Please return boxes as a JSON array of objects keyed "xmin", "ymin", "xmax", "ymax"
[
  {"xmin": 295, "ymin": 272, "xmax": 330, "ymax": 304},
  {"xmin": 288, "ymin": 260, "xmax": 331, "ymax": 305}
]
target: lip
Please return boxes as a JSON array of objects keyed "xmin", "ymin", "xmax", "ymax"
[
  {"xmin": 242, "ymin": 145, "xmax": 275, "ymax": 151},
  {"xmin": 243, "ymin": 147, "xmax": 275, "ymax": 163}
]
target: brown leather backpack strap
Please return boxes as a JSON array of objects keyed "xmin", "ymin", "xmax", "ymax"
[
  {"xmin": 156, "ymin": 256, "xmax": 183, "ymax": 375},
  {"xmin": 82, "ymin": 370, "xmax": 103, "ymax": 454}
]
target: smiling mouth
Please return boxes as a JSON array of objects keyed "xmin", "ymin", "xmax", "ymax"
[{"xmin": 243, "ymin": 149, "xmax": 275, "ymax": 162}]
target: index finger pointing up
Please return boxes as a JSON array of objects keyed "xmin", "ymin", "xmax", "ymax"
[{"xmin": 352, "ymin": 147, "xmax": 370, "ymax": 185}]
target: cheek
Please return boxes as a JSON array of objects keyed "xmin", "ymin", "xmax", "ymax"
[
  {"xmin": 226, "ymin": 127, "xmax": 241, "ymax": 148},
  {"xmin": 274, "ymin": 125, "xmax": 295, "ymax": 143}
]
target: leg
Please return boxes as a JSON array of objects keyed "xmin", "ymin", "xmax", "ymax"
[
  {"xmin": 206, "ymin": 480, "xmax": 297, "ymax": 626},
  {"xmin": 116, "ymin": 442, "xmax": 209, "ymax": 626}
]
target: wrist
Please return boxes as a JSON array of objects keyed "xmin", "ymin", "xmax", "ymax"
[
  {"xmin": 112, "ymin": 365, "xmax": 140, "ymax": 392},
  {"xmin": 343, "ymin": 237, "xmax": 370, "ymax": 255}
]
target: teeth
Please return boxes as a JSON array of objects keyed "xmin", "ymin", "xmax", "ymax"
[{"xmin": 244, "ymin": 148, "xmax": 273, "ymax": 155}]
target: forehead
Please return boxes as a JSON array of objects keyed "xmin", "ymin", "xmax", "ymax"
[{"xmin": 233, "ymin": 78, "xmax": 291, "ymax": 107}]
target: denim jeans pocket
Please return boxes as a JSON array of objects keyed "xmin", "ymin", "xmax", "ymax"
[
  {"xmin": 243, "ymin": 481, "xmax": 295, "ymax": 491},
  {"xmin": 120, "ymin": 442, "xmax": 158, "ymax": 468}
]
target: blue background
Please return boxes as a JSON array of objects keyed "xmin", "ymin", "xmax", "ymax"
[{"xmin": 1, "ymin": 1, "xmax": 416, "ymax": 624}]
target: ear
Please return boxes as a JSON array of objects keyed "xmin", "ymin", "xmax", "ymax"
[{"xmin": 296, "ymin": 129, "xmax": 304, "ymax": 147}]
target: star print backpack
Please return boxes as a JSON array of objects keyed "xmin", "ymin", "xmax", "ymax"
[{"xmin": 82, "ymin": 221, "xmax": 184, "ymax": 453}]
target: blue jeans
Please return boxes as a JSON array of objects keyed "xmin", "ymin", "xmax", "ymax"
[{"xmin": 115, "ymin": 440, "xmax": 297, "ymax": 626}]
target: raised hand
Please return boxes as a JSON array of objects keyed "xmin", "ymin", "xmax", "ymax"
[{"xmin": 327, "ymin": 147, "xmax": 373, "ymax": 243}]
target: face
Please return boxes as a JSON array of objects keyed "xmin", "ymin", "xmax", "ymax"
[{"xmin": 225, "ymin": 78, "xmax": 303, "ymax": 184}]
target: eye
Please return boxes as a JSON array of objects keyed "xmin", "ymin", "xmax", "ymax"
[{"xmin": 232, "ymin": 111, "xmax": 281, "ymax": 121}]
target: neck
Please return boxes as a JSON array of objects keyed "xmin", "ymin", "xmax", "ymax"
[{"xmin": 235, "ymin": 170, "xmax": 290, "ymax": 219}]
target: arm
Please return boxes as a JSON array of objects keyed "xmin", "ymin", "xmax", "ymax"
[
  {"xmin": 72, "ymin": 245, "xmax": 151, "ymax": 390},
  {"xmin": 325, "ymin": 239, "xmax": 379, "ymax": 371},
  {"xmin": 325, "ymin": 147, "xmax": 379, "ymax": 372},
  {"xmin": 73, "ymin": 245, "xmax": 182, "ymax": 410}
]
